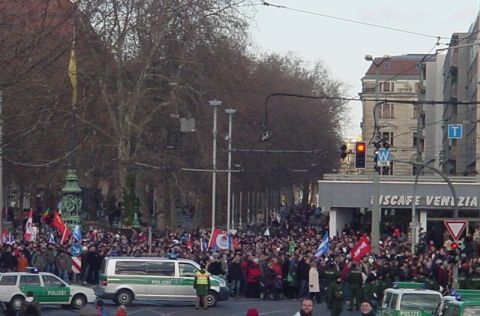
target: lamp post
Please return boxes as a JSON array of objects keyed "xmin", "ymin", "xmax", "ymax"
[
  {"xmin": 225, "ymin": 108, "xmax": 236, "ymax": 233},
  {"xmin": 209, "ymin": 100, "xmax": 222, "ymax": 230},
  {"xmin": 364, "ymin": 54, "xmax": 391, "ymax": 254}
]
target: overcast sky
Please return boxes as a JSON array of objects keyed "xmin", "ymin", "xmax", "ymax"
[{"xmin": 249, "ymin": 1, "xmax": 479, "ymax": 139}]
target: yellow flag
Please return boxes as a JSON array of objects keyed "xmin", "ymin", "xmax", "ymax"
[{"xmin": 68, "ymin": 47, "xmax": 77, "ymax": 106}]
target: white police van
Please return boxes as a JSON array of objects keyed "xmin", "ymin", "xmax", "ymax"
[
  {"xmin": 0, "ymin": 269, "xmax": 96, "ymax": 311},
  {"xmin": 94, "ymin": 257, "xmax": 229, "ymax": 307}
]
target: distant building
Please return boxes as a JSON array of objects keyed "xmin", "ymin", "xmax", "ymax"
[{"xmin": 360, "ymin": 54, "xmax": 432, "ymax": 175}]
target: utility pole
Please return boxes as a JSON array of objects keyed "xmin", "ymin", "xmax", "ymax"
[
  {"xmin": 0, "ymin": 89, "xmax": 3, "ymax": 235},
  {"xmin": 225, "ymin": 108, "xmax": 236, "ymax": 233},
  {"xmin": 209, "ymin": 100, "xmax": 222, "ymax": 230},
  {"xmin": 365, "ymin": 54, "xmax": 390, "ymax": 254}
]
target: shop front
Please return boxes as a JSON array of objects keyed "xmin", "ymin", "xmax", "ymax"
[{"xmin": 317, "ymin": 174, "xmax": 480, "ymax": 240}]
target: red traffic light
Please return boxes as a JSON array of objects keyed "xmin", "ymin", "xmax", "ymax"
[
  {"xmin": 356, "ymin": 142, "xmax": 366, "ymax": 153},
  {"xmin": 451, "ymin": 242, "xmax": 458, "ymax": 250}
]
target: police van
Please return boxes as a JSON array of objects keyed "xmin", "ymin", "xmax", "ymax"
[
  {"xmin": 0, "ymin": 270, "xmax": 96, "ymax": 311},
  {"xmin": 380, "ymin": 283, "xmax": 442, "ymax": 316},
  {"xmin": 95, "ymin": 257, "xmax": 230, "ymax": 307}
]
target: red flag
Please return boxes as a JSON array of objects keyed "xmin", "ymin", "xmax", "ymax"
[
  {"xmin": 232, "ymin": 237, "xmax": 241, "ymax": 250},
  {"xmin": 186, "ymin": 234, "xmax": 193, "ymax": 251},
  {"xmin": 350, "ymin": 235, "xmax": 372, "ymax": 262},
  {"xmin": 208, "ymin": 228, "xmax": 229, "ymax": 250},
  {"xmin": 24, "ymin": 209, "xmax": 34, "ymax": 241},
  {"xmin": 50, "ymin": 210, "xmax": 70, "ymax": 240}
]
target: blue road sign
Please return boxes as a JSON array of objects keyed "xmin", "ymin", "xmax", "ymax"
[
  {"xmin": 377, "ymin": 148, "xmax": 391, "ymax": 167},
  {"xmin": 448, "ymin": 124, "xmax": 462, "ymax": 139},
  {"xmin": 71, "ymin": 243, "xmax": 82, "ymax": 257}
]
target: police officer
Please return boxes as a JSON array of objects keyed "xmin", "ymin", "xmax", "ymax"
[
  {"xmin": 327, "ymin": 276, "xmax": 344, "ymax": 316},
  {"xmin": 194, "ymin": 263, "xmax": 211, "ymax": 310},
  {"xmin": 348, "ymin": 263, "xmax": 363, "ymax": 311}
]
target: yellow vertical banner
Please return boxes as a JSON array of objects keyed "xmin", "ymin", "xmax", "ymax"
[{"xmin": 68, "ymin": 45, "xmax": 77, "ymax": 107}]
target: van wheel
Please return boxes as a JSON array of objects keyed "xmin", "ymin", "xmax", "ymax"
[
  {"xmin": 206, "ymin": 290, "xmax": 219, "ymax": 307},
  {"xmin": 10, "ymin": 295, "xmax": 24, "ymax": 311},
  {"xmin": 115, "ymin": 289, "xmax": 133, "ymax": 306},
  {"xmin": 71, "ymin": 294, "xmax": 87, "ymax": 309}
]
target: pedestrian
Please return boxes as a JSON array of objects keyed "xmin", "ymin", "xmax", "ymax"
[
  {"xmin": 194, "ymin": 263, "xmax": 210, "ymax": 310},
  {"xmin": 96, "ymin": 300, "xmax": 110, "ymax": 316},
  {"xmin": 293, "ymin": 297, "xmax": 314, "ymax": 316},
  {"xmin": 360, "ymin": 300, "xmax": 377, "ymax": 316},
  {"xmin": 246, "ymin": 307, "xmax": 260, "ymax": 316},
  {"xmin": 19, "ymin": 291, "xmax": 41, "ymax": 316},
  {"xmin": 308, "ymin": 261, "xmax": 320, "ymax": 303},
  {"xmin": 327, "ymin": 276, "xmax": 344, "ymax": 316},
  {"xmin": 115, "ymin": 305, "xmax": 127, "ymax": 316}
]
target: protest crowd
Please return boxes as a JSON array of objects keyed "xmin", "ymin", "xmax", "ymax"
[{"xmin": 1, "ymin": 207, "xmax": 480, "ymax": 314}]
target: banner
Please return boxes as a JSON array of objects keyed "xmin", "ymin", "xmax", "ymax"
[
  {"xmin": 24, "ymin": 209, "xmax": 34, "ymax": 241},
  {"xmin": 208, "ymin": 228, "xmax": 230, "ymax": 250},
  {"xmin": 350, "ymin": 235, "xmax": 372, "ymax": 262}
]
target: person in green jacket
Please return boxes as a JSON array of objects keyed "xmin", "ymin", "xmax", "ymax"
[{"xmin": 327, "ymin": 277, "xmax": 344, "ymax": 316}]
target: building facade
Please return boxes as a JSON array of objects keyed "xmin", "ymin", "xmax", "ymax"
[{"xmin": 360, "ymin": 55, "xmax": 429, "ymax": 176}]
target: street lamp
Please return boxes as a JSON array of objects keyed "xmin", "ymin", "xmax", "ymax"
[
  {"xmin": 225, "ymin": 108, "xmax": 236, "ymax": 232},
  {"xmin": 365, "ymin": 54, "xmax": 391, "ymax": 255},
  {"xmin": 209, "ymin": 100, "xmax": 222, "ymax": 230}
]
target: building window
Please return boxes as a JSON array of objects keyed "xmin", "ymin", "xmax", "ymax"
[
  {"xmin": 382, "ymin": 132, "xmax": 394, "ymax": 147},
  {"xmin": 380, "ymin": 82, "xmax": 394, "ymax": 92},
  {"xmin": 377, "ymin": 103, "xmax": 394, "ymax": 119},
  {"xmin": 413, "ymin": 132, "xmax": 418, "ymax": 147}
]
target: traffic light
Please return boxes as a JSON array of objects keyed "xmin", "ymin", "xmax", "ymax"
[
  {"xmin": 355, "ymin": 142, "xmax": 366, "ymax": 169},
  {"xmin": 340, "ymin": 144, "xmax": 347, "ymax": 160}
]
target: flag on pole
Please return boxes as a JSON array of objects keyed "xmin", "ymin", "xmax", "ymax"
[
  {"xmin": 68, "ymin": 39, "xmax": 77, "ymax": 106},
  {"xmin": 24, "ymin": 209, "xmax": 34, "ymax": 241},
  {"xmin": 315, "ymin": 231, "xmax": 330, "ymax": 258},
  {"xmin": 60, "ymin": 226, "xmax": 68, "ymax": 244},
  {"xmin": 48, "ymin": 232, "xmax": 56, "ymax": 244},
  {"xmin": 200, "ymin": 238, "xmax": 208, "ymax": 252},
  {"xmin": 350, "ymin": 235, "xmax": 372, "ymax": 262},
  {"xmin": 288, "ymin": 239, "xmax": 297, "ymax": 254},
  {"xmin": 208, "ymin": 228, "xmax": 230, "ymax": 250},
  {"xmin": 72, "ymin": 225, "xmax": 82, "ymax": 242},
  {"xmin": 186, "ymin": 234, "xmax": 193, "ymax": 251}
]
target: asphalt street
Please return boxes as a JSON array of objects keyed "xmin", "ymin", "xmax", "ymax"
[{"xmin": 35, "ymin": 298, "xmax": 356, "ymax": 316}]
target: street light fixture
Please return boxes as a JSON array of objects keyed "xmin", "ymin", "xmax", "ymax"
[
  {"xmin": 209, "ymin": 100, "xmax": 222, "ymax": 230},
  {"xmin": 225, "ymin": 108, "xmax": 236, "ymax": 232}
]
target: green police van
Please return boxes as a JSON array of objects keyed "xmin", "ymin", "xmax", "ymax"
[
  {"xmin": 380, "ymin": 284, "xmax": 442, "ymax": 316},
  {"xmin": 0, "ymin": 270, "xmax": 96, "ymax": 311},
  {"xmin": 95, "ymin": 257, "xmax": 229, "ymax": 307},
  {"xmin": 442, "ymin": 300, "xmax": 480, "ymax": 316}
]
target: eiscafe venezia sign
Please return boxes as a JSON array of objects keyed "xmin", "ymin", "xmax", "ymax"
[{"xmin": 370, "ymin": 195, "xmax": 478, "ymax": 208}]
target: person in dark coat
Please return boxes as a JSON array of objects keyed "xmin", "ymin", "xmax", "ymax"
[
  {"xmin": 296, "ymin": 256, "xmax": 310, "ymax": 298},
  {"xmin": 227, "ymin": 255, "xmax": 243, "ymax": 297}
]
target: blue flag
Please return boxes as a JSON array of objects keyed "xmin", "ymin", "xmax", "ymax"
[
  {"xmin": 315, "ymin": 231, "xmax": 330, "ymax": 258},
  {"xmin": 48, "ymin": 232, "xmax": 55, "ymax": 244},
  {"xmin": 73, "ymin": 225, "xmax": 82, "ymax": 242}
]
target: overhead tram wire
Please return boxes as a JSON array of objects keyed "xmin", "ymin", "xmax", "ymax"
[{"xmin": 261, "ymin": 1, "xmax": 445, "ymax": 40}]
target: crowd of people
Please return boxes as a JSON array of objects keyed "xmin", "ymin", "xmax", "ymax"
[{"xmin": 0, "ymin": 207, "xmax": 478, "ymax": 315}]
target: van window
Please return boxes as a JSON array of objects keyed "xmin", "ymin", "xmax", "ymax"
[
  {"xmin": 382, "ymin": 292, "xmax": 392, "ymax": 308},
  {"xmin": 179, "ymin": 263, "xmax": 197, "ymax": 278},
  {"xmin": 0, "ymin": 275, "xmax": 17, "ymax": 285},
  {"xmin": 390, "ymin": 294, "xmax": 398, "ymax": 309},
  {"xmin": 20, "ymin": 275, "xmax": 40, "ymax": 286},
  {"xmin": 115, "ymin": 261, "xmax": 147, "ymax": 275},
  {"xmin": 444, "ymin": 305, "xmax": 460, "ymax": 316},
  {"xmin": 400, "ymin": 293, "xmax": 440, "ymax": 311},
  {"xmin": 147, "ymin": 262, "xmax": 175, "ymax": 277},
  {"xmin": 463, "ymin": 306, "xmax": 480, "ymax": 316}
]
